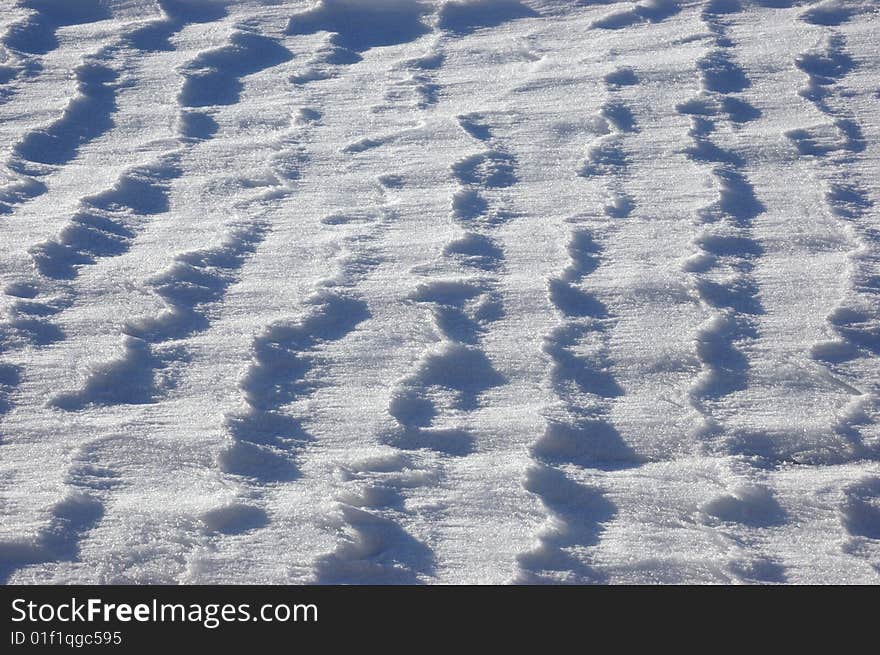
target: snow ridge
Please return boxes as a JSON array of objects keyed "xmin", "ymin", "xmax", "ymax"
[{"xmin": 0, "ymin": 0, "xmax": 878, "ymax": 584}]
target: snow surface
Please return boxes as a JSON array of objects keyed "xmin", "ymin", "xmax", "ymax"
[{"xmin": 0, "ymin": 0, "xmax": 878, "ymax": 584}]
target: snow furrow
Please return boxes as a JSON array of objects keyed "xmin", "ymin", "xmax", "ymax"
[
  {"xmin": 695, "ymin": 0, "xmax": 880, "ymax": 583},
  {"xmin": 294, "ymin": 6, "xmax": 458, "ymax": 583},
  {"xmin": 304, "ymin": 3, "xmax": 553, "ymax": 583},
  {"xmin": 0, "ymin": 7, "xmax": 229, "ymax": 415},
  {"xmin": 678, "ymin": 2, "xmax": 764, "ymax": 448},
  {"xmin": 704, "ymin": 0, "xmax": 855, "ymax": 465},
  {"xmin": 673, "ymin": 0, "xmax": 793, "ymax": 583},
  {"xmin": 0, "ymin": 4, "xmax": 142, "ymax": 215},
  {"xmin": 2, "ymin": 0, "xmax": 878, "ymax": 585},
  {"xmin": 518, "ymin": 65, "xmax": 641, "ymax": 584},
  {"xmin": 591, "ymin": 0, "xmax": 681, "ymax": 31},
  {"xmin": 832, "ymin": 0, "xmax": 880, "ymax": 573},
  {"xmin": 0, "ymin": 0, "xmax": 111, "ymax": 96},
  {"xmin": 0, "ymin": 13, "xmax": 298, "ymax": 582},
  {"xmin": 308, "ymin": 198, "xmax": 435, "ymax": 584},
  {"xmin": 578, "ymin": 67, "xmax": 638, "ymax": 218},
  {"xmin": 181, "ymin": 7, "xmax": 456, "ymax": 584},
  {"xmin": 220, "ymin": 273, "xmax": 370, "ymax": 558},
  {"xmin": 50, "ymin": 24, "xmax": 294, "ymax": 409},
  {"xmin": 21, "ymin": 0, "xmax": 237, "ymax": 280},
  {"xmin": 788, "ymin": 0, "xmax": 880, "ymax": 575},
  {"xmin": 579, "ymin": 3, "xmax": 746, "ymax": 583},
  {"xmin": 0, "ymin": 1, "xmax": 231, "ymax": 215},
  {"xmin": 0, "ymin": 8, "xmax": 214, "ymax": 579},
  {"xmin": 385, "ymin": 121, "xmax": 508, "ymax": 457},
  {"xmin": 791, "ymin": 4, "xmax": 879, "ymax": 460},
  {"xmin": 190, "ymin": 4, "xmax": 443, "ymax": 584},
  {"xmin": 0, "ymin": 5, "xmax": 230, "ymax": 420},
  {"xmin": 82, "ymin": 2, "xmax": 442, "ymax": 584}
]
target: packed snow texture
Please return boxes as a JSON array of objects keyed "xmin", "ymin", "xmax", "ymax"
[{"xmin": 0, "ymin": 0, "xmax": 878, "ymax": 584}]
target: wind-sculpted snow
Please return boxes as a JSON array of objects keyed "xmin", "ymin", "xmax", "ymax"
[
  {"xmin": 438, "ymin": 0, "xmax": 538, "ymax": 34},
  {"xmin": 15, "ymin": 62, "xmax": 117, "ymax": 167},
  {"xmin": 3, "ymin": 0, "xmax": 111, "ymax": 57},
  {"xmin": 0, "ymin": 491, "xmax": 103, "ymax": 583},
  {"xmin": 678, "ymin": 1, "xmax": 764, "ymax": 445},
  {"xmin": 220, "ymin": 289, "xmax": 370, "ymax": 482},
  {"xmin": 577, "ymin": 67, "xmax": 638, "ymax": 217},
  {"xmin": 7, "ymin": 21, "xmax": 293, "ymax": 410},
  {"xmin": 1, "ymin": 53, "xmax": 116, "ymax": 213},
  {"xmin": 783, "ymin": 4, "xmax": 879, "ymax": 462},
  {"xmin": 30, "ymin": 160, "xmax": 181, "ymax": 279},
  {"xmin": 384, "ymin": 115, "xmax": 511, "ymax": 457},
  {"xmin": 0, "ymin": 6, "xmax": 234, "ymax": 435},
  {"xmin": 179, "ymin": 31, "xmax": 293, "ymax": 107},
  {"xmin": 517, "ymin": 224, "xmax": 628, "ymax": 581},
  {"xmin": 0, "ymin": 0, "xmax": 878, "ymax": 584},
  {"xmin": 287, "ymin": 0, "xmax": 433, "ymax": 52},
  {"xmin": 592, "ymin": 0, "xmax": 681, "ymax": 30},
  {"xmin": 128, "ymin": 0, "xmax": 229, "ymax": 52},
  {"xmin": 0, "ymin": 1, "xmax": 225, "ymax": 214}
]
